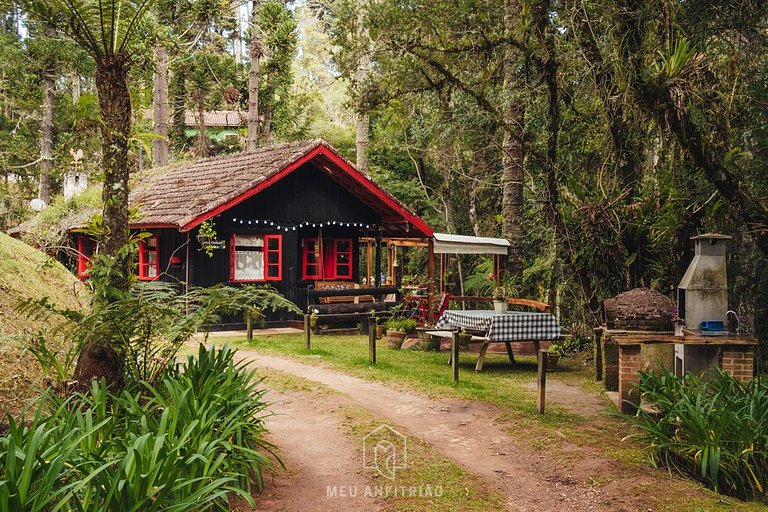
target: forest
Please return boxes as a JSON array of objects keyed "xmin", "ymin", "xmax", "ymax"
[
  {"xmin": 2, "ymin": 1, "xmax": 768, "ymax": 509},
  {"xmin": 1, "ymin": 0, "xmax": 767, "ymax": 356}
]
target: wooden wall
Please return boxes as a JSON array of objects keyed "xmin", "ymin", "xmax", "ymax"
[{"xmin": 153, "ymin": 162, "xmax": 382, "ymax": 327}]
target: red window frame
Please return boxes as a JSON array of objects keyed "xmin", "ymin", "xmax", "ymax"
[
  {"xmin": 76, "ymin": 236, "xmax": 96, "ymax": 280},
  {"xmin": 302, "ymin": 238, "xmax": 354, "ymax": 280},
  {"xmin": 138, "ymin": 236, "xmax": 160, "ymax": 281},
  {"xmin": 229, "ymin": 234, "xmax": 282, "ymax": 283},
  {"xmin": 302, "ymin": 238, "xmax": 322, "ymax": 280},
  {"xmin": 333, "ymin": 239, "xmax": 353, "ymax": 279}
]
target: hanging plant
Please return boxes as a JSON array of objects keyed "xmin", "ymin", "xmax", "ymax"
[{"xmin": 197, "ymin": 220, "xmax": 223, "ymax": 257}]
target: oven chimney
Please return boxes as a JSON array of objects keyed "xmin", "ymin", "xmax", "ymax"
[{"xmin": 677, "ymin": 233, "xmax": 731, "ymax": 331}]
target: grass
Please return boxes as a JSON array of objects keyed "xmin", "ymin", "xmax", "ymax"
[
  {"xmin": 225, "ymin": 333, "xmax": 610, "ymax": 447},
  {"xmin": 0, "ymin": 232, "xmax": 88, "ymax": 416},
  {"xmin": 217, "ymin": 332, "xmax": 768, "ymax": 511},
  {"xmin": 251, "ymin": 364, "xmax": 507, "ymax": 511}
]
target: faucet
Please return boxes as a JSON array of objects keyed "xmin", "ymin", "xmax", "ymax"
[{"xmin": 726, "ymin": 310, "xmax": 740, "ymax": 333}]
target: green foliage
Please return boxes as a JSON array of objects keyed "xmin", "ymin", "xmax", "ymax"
[
  {"xmin": 626, "ymin": 369, "xmax": 768, "ymax": 500},
  {"xmin": 384, "ymin": 318, "xmax": 416, "ymax": 332},
  {"xmin": 0, "ymin": 345, "xmax": 274, "ymax": 511},
  {"xmin": 18, "ymin": 249, "xmax": 301, "ymax": 385},
  {"xmin": 21, "ymin": 187, "xmax": 101, "ymax": 251}
]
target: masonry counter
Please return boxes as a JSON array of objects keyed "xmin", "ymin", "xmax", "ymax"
[{"xmin": 609, "ymin": 332, "xmax": 758, "ymax": 413}]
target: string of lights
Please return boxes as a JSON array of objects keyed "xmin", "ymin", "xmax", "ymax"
[{"xmin": 230, "ymin": 217, "xmax": 375, "ymax": 232}]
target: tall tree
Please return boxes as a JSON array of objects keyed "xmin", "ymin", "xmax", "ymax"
[
  {"xmin": 39, "ymin": 24, "xmax": 55, "ymax": 203},
  {"xmin": 500, "ymin": 0, "xmax": 525, "ymax": 285},
  {"xmin": 19, "ymin": 0, "xmax": 154, "ymax": 257},
  {"xmin": 353, "ymin": 0, "xmax": 369, "ymax": 172},
  {"xmin": 247, "ymin": 0, "xmax": 262, "ymax": 150},
  {"xmin": 152, "ymin": 44, "xmax": 170, "ymax": 167}
]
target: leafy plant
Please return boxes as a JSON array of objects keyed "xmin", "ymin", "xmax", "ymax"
[
  {"xmin": 197, "ymin": 220, "xmax": 219, "ymax": 257},
  {"xmin": 18, "ymin": 280, "xmax": 300, "ymax": 386},
  {"xmin": 625, "ymin": 368, "xmax": 768, "ymax": 500},
  {"xmin": 0, "ymin": 346, "xmax": 275, "ymax": 511},
  {"xmin": 385, "ymin": 318, "xmax": 416, "ymax": 332}
]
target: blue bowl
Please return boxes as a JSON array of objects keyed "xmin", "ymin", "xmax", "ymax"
[{"xmin": 699, "ymin": 320, "xmax": 725, "ymax": 331}]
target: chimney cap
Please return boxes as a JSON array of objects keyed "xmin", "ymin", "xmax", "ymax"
[{"xmin": 691, "ymin": 232, "xmax": 732, "ymax": 241}]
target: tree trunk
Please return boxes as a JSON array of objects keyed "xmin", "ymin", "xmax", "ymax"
[
  {"xmin": 501, "ymin": 0, "xmax": 525, "ymax": 286},
  {"xmin": 95, "ymin": 55, "xmax": 133, "ymax": 257},
  {"xmin": 356, "ymin": 112, "xmax": 369, "ymax": 172},
  {"xmin": 39, "ymin": 68, "xmax": 54, "ymax": 204},
  {"xmin": 152, "ymin": 45, "xmax": 170, "ymax": 167},
  {"xmin": 71, "ymin": 73, "xmax": 80, "ymax": 105},
  {"xmin": 354, "ymin": 0, "xmax": 370, "ymax": 172},
  {"xmin": 247, "ymin": 0, "xmax": 262, "ymax": 151},
  {"xmin": 170, "ymin": 64, "xmax": 187, "ymax": 147}
]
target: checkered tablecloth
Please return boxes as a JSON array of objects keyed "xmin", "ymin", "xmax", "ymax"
[{"xmin": 435, "ymin": 310, "xmax": 561, "ymax": 342}]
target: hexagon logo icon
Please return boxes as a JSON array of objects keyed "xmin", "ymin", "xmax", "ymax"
[{"xmin": 363, "ymin": 424, "xmax": 407, "ymax": 480}]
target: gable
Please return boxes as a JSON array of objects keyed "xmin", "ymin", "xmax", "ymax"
[{"xmin": 129, "ymin": 140, "xmax": 432, "ymax": 238}]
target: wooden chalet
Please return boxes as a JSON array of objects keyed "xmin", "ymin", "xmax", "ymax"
[{"xmin": 73, "ymin": 140, "xmax": 435, "ymax": 326}]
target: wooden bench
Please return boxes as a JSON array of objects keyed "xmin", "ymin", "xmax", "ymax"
[
  {"xmin": 306, "ymin": 285, "xmax": 399, "ymax": 332},
  {"xmin": 315, "ymin": 281, "xmax": 374, "ymax": 304}
]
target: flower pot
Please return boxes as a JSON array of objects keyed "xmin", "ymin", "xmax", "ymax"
[
  {"xmin": 376, "ymin": 324, "xmax": 386, "ymax": 339},
  {"xmin": 386, "ymin": 330, "xmax": 407, "ymax": 349},
  {"xmin": 458, "ymin": 333, "xmax": 472, "ymax": 348},
  {"xmin": 493, "ymin": 300, "xmax": 508, "ymax": 314}
]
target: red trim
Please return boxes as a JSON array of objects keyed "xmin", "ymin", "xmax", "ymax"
[
  {"xmin": 333, "ymin": 239, "xmax": 353, "ymax": 279},
  {"xmin": 229, "ymin": 233, "xmax": 283, "ymax": 283},
  {"xmin": 76, "ymin": 236, "xmax": 95, "ymax": 280},
  {"xmin": 302, "ymin": 238, "xmax": 322, "ymax": 280},
  {"xmin": 130, "ymin": 223, "xmax": 177, "ymax": 229},
  {"xmin": 180, "ymin": 144, "xmax": 434, "ymax": 237},
  {"xmin": 137, "ymin": 236, "xmax": 160, "ymax": 280},
  {"xmin": 303, "ymin": 237, "xmax": 354, "ymax": 280}
]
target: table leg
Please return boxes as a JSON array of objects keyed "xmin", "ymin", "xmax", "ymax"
[
  {"xmin": 504, "ymin": 341, "xmax": 516, "ymax": 364},
  {"xmin": 534, "ymin": 340, "xmax": 541, "ymax": 354},
  {"xmin": 475, "ymin": 341, "xmax": 490, "ymax": 372}
]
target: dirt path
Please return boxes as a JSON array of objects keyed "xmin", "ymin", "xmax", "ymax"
[
  {"xmin": 256, "ymin": 390, "xmax": 383, "ymax": 512},
  {"xmin": 239, "ymin": 351, "xmax": 616, "ymax": 511}
]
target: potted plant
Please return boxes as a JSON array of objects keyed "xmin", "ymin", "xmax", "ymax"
[
  {"xmin": 385, "ymin": 319, "xmax": 408, "ymax": 349},
  {"xmin": 309, "ymin": 309, "xmax": 319, "ymax": 329},
  {"xmin": 197, "ymin": 220, "xmax": 222, "ymax": 257},
  {"xmin": 671, "ymin": 310, "xmax": 685, "ymax": 337},
  {"xmin": 547, "ymin": 343, "xmax": 563, "ymax": 367},
  {"xmin": 492, "ymin": 286, "xmax": 508, "ymax": 314},
  {"xmin": 375, "ymin": 318, "xmax": 386, "ymax": 339}
]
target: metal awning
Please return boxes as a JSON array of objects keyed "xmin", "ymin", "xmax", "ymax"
[{"xmin": 432, "ymin": 233, "xmax": 510, "ymax": 255}]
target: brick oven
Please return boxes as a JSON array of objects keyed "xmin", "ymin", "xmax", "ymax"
[{"xmin": 595, "ymin": 234, "xmax": 758, "ymax": 413}]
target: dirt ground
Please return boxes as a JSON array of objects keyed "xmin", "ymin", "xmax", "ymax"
[{"xmin": 236, "ymin": 350, "xmax": 732, "ymax": 512}]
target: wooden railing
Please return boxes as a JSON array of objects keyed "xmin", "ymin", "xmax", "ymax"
[{"xmin": 448, "ymin": 296, "xmax": 551, "ymax": 313}]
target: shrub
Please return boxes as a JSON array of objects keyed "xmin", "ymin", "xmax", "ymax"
[
  {"xmin": 385, "ymin": 318, "xmax": 416, "ymax": 332},
  {"xmin": 626, "ymin": 368, "xmax": 768, "ymax": 500},
  {"xmin": 0, "ymin": 346, "xmax": 275, "ymax": 511}
]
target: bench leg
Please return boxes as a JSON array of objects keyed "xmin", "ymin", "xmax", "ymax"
[
  {"xmin": 504, "ymin": 341, "xmax": 516, "ymax": 364},
  {"xmin": 476, "ymin": 341, "xmax": 490, "ymax": 371}
]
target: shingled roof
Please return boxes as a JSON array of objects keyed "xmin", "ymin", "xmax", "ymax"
[{"xmin": 128, "ymin": 139, "xmax": 432, "ymax": 237}]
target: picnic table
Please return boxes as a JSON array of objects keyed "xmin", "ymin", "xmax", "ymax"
[{"xmin": 435, "ymin": 310, "xmax": 562, "ymax": 371}]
